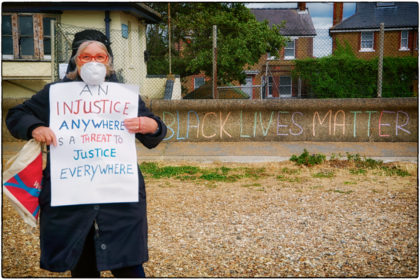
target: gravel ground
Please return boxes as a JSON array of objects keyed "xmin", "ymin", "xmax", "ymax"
[{"xmin": 2, "ymin": 160, "xmax": 418, "ymax": 277}]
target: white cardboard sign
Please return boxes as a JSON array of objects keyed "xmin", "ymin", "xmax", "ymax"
[{"xmin": 49, "ymin": 82, "xmax": 139, "ymax": 206}]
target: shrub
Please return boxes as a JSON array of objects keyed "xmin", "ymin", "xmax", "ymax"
[
  {"xmin": 293, "ymin": 52, "xmax": 417, "ymax": 98},
  {"xmin": 290, "ymin": 149, "xmax": 326, "ymax": 166}
]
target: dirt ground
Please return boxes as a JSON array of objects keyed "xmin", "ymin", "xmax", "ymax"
[{"xmin": 2, "ymin": 160, "xmax": 418, "ymax": 277}]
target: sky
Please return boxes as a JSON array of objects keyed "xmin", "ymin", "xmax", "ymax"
[{"xmin": 245, "ymin": 2, "xmax": 357, "ymax": 57}]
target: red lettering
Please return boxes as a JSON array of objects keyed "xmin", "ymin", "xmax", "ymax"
[
  {"xmin": 379, "ymin": 111, "xmax": 395, "ymax": 137},
  {"xmin": 123, "ymin": 102, "xmax": 130, "ymax": 115},
  {"xmin": 113, "ymin": 101, "xmax": 121, "ymax": 113}
]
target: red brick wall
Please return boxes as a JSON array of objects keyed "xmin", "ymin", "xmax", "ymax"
[{"xmin": 332, "ymin": 30, "xmax": 418, "ymax": 59}]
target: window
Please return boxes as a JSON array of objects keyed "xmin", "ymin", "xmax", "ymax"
[
  {"xmin": 267, "ymin": 52, "xmax": 276, "ymax": 60},
  {"xmin": 284, "ymin": 40, "xmax": 295, "ymax": 59},
  {"xmin": 400, "ymin": 30, "xmax": 409, "ymax": 50},
  {"xmin": 262, "ymin": 76, "xmax": 273, "ymax": 98},
  {"xmin": 19, "ymin": 15, "xmax": 34, "ymax": 56},
  {"xmin": 279, "ymin": 76, "xmax": 292, "ymax": 97},
  {"xmin": 360, "ymin": 32, "xmax": 374, "ymax": 51},
  {"xmin": 43, "ymin": 17, "xmax": 54, "ymax": 57},
  {"xmin": 241, "ymin": 76, "xmax": 253, "ymax": 97},
  {"xmin": 194, "ymin": 77, "xmax": 205, "ymax": 89},
  {"xmin": 2, "ymin": 15, "xmax": 13, "ymax": 58},
  {"xmin": 2, "ymin": 13, "xmax": 56, "ymax": 60}
]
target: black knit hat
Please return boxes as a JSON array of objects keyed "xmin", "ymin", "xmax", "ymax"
[{"xmin": 66, "ymin": 29, "xmax": 114, "ymax": 74}]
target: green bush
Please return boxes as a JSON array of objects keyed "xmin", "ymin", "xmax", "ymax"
[
  {"xmin": 292, "ymin": 45, "xmax": 418, "ymax": 98},
  {"xmin": 290, "ymin": 149, "xmax": 326, "ymax": 166}
]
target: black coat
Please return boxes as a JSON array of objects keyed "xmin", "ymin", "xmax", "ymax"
[{"xmin": 6, "ymin": 77, "xmax": 167, "ymax": 272}]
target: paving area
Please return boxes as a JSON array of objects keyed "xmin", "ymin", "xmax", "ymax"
[{"xmin": 2, "ymin": 141, "xmax": 418, "ymax": 163}]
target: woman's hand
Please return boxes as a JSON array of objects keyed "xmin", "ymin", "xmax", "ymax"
[
  {"xmin": 32, "ymin": 126, "xmax": 57, "ymax": 146},
  {"xmin": 124, "ymin": 117, "xmax": 158, "ymax": 134}
]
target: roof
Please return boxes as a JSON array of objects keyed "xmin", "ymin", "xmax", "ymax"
[
  {"xmin": 250, "ymin": 8, "xmax": 316, "ymax": 37},
  {"xmin": 2, "ymin": 2, "xmax": 161, "ymax": 23},
  {"xmin": 330, "ymin": 2, "xmax": 418, "ymax": 32}
]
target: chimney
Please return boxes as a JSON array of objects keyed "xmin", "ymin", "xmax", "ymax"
[
  {"xmin": 333, "ymin": 2, "xmax": 344, "ymax": 26},
  {"xmin": 298, "ymin": 2, "xmax": 306, "ymax": 11}
]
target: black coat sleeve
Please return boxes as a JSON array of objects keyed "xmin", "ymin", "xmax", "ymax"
[
  {"xmin": 135, "ymin": 96, "xmax": 167, "ymax": 149},
  {"xmin": 6, "ymin": 84, "xmax": 51, "ymax": 140}
]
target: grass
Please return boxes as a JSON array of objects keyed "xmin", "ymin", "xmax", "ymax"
[
  {"xmin": 344, "ymin": 181, "xmax": 357, "ymax": 185},
  {"xmin": 349, "ymin": 168, "xmax": 367, "ymax": 175},
  {"xmin": 329, "ymin": 189, "xmax": 353, "ymax": 195},
  {"xmin": 312, "ymin": 171, "xmax": 334, "ymax": 178},
  {"xmin": 276, "ymin": 175, "xmax": 302, "ymax": 183},
  {"xmin": 140, "ymin": 162, "xmax": 200, "ymax": 179},
  {"xmin": 140, "ymin": 151, "xmax": 411, "ymax": 187},
  {"xmin": 242, "ymin": 183, "xmax": 262, "ymax": 188},
  {"xmin": 140, "ymin": 162, "xmax": 266, "ymax": 183},
  {"xmin": 281, "ymin": 167, "xmax": 300, "ymax": 175},
  {"xmin": 381, "ymin": 166, "xmax": 410, "ymax": 177}
]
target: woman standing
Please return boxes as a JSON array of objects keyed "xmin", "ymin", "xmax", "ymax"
[{"xmin": 6, "ymin": 29, "xmax": 167, "ymax": 277}]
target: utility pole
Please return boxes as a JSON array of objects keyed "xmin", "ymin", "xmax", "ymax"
[
  {"xmin": 212, "ymin": 25, "xmax": 218, "ymax": 99},
  {"xmin": 377, "ymin": 22, "xmax": 384, "ymax": 98}
]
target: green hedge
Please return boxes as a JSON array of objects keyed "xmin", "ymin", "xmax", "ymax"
[{"xmin": 292, "ymin": 56, "xmax": 418, "ymax": 98}]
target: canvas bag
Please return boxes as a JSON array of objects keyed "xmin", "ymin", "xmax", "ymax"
[{"xmin": 3, "ymin": 139, "xmax": 43, "ymax": 228}]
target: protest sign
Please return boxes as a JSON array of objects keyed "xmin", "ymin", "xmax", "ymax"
[{"xmin": 49, "ymin": 82, "xmax": 139, "ymax": 206}]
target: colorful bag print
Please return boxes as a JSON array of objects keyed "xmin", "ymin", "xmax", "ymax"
[{"xmin": 3, "ymin": 140, "xmax": 43, "ymax": 227}]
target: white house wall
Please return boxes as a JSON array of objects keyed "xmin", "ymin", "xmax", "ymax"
[
  {"xmin": 60, "ymin": 11, "xmax": 105, "ymax": 29},
  {"xmin": 2, "ymin": 9, "xmax": 164, "ymax": 99}
]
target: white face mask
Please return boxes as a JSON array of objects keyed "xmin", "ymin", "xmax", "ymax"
[{"xmin": 80, "ymin": 62, "xmax": 106, "ymax": 86}]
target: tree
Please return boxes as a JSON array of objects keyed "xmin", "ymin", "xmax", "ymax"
[
  {"xmin": 146, "ymin": 3, "xmax": 286, "ymax": 84},
  {"xmin": 146, "ymin": 23, "xmax": 168, "ymax": 75}
]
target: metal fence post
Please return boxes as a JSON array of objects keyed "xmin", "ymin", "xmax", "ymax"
[
  {"xmin": 168, "ymin": 3, "xmax": 172, "ymax": 75},
  {"xmin": 50, "ymin": 20, "xmax": 56, "ymax": 82},
  {"xmin": 212, "ymin": 25, "xmax": 218, "ymax": 99},
  {"xmin": 377, "ymin": 22, "xmax": 384, "ymax": 98}
]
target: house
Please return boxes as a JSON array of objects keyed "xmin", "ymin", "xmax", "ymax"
[
  {"xmin": 2, "ymin": 2, "xmax": 181, "ymax": 100},
  {"xmin": 329, "ymin": 2, "xmax": 418, "ymax": 59},
  {"xmin": 182, "ymin": 3, "xmax": 316, "ymax": 99},
  {"xmin": 248, "ymin": 3, "xmax": 316, "ymax": 99}
]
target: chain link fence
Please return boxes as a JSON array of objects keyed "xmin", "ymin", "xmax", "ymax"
[
  {"xmin": 149, "ymin": 23, "xmax": 417, "ymax": 99},
  {"xmin": 214, "ymin": 27, "xmax": 418, "ymax": 99},
  {"xmin": 52, "ymin": 23, "xmax": 171, "ymax": 99},
  {"xmin": 52, "ymin": 23, "xmax": 417, "ymax": 100}
]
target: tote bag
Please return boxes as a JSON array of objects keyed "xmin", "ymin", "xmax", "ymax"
[{"xmin": 3, "ymin": 140, "xmax": 43, "ymax": 228}]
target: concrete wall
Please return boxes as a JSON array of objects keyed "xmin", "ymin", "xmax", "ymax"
[
  {"xmin": 3, "ymin": 97, "xmax": 417, "ymax": 143},
  {"xmin": 2, "ymin": 62, "xmax": 52, "ymax": 80},
  {"xmin": 150, "ymin": 98, "xmax": 418, "ymax": 142}
]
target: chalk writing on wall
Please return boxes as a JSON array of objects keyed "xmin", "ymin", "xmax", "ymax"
[
  {"xmin": 161, "ymin": 109, "xmax": 413, "ymax": 141},
  {"xmin": 49, "ymin": 82, "xmax": 139, "ymax": 206}
]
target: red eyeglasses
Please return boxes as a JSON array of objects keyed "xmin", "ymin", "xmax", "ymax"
[{"xmin": 78, "ymin": 54, "xmax": 108, "ymax": 63}]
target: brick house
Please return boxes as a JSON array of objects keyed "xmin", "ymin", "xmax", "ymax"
[
  {"xmin": 183, "ymin": 3, "xmax": 316, "ymax": 99},
  {"xmin": 249, "ymin": 3, "xmax": 316, "ymax": 99},
  {"xmin": 329, "ymin": 2, "xmax": 418, "ymax": 59}
]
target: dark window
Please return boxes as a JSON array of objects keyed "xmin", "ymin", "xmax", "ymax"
[
  {"xmin": 2, "ymin": 15, "xmax": 13, "ymax": 55},
  {"xmin": 43, "ymin": 17, "xmax": 53, "ymax": 55},
  {"xmin": 18, "ymin": 15, "xmax": 34, "ymax": 56},
  {"xmin": 3, "ymin": 13, "xmax": 57, "ymax": 60},
  {"xmin": 194, "ymin": 77, "xmax": 205, "ymax": 89},
  {"xmin": 279, "ymin": 76, "xmax": 292, "ymax": 96}
]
